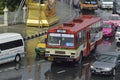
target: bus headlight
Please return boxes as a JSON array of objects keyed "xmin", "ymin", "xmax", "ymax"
[{"xmin": 46, "ymin": 51, "xmax": 50, "ymax": 53}]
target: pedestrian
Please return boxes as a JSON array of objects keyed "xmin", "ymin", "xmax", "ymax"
[
  {"xmin": 70, "ymin": 0, "xmax": 73, "ymax": 9},
  {"xmin": 73, "ymin": 0, "xmax": 81, "ymax": 17}
]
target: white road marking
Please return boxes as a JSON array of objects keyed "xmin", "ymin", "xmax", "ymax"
[{"xmin": 57, "ymin": 70, "xmax": 66, "ymax": 74}]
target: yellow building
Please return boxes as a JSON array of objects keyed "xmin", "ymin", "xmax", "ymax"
[{"xmin": 26, "ymin": 0, "xmax": 59, "ymax": 27}]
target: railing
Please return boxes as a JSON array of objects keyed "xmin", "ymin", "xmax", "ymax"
[
  {"xmin": 0, "ymin": 0, "xmax": 27, "ymax": 26},
  {"xmin": 8, "ymin": 11, "xmax": 24, "ymax": 25}
]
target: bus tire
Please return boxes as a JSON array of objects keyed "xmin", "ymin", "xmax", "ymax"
[
  {"xmin": 15, "ymin": 54, "xmax": 21, "ymax": 63},
  {"xmin": 75, "ymin": 52, "xmax": 83, "ymax": 64},
  {"xmin": 79, "ymin": 52, "xmax": 83, "ymax": 64},
  {"xmin": 92, "ymin": 42, "xmax": 97, "ymax": 52}
]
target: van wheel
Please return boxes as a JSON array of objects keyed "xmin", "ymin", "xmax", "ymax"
[{"xmin": 15, "ymin": 55, "xmax": 21, "ymax": 63}]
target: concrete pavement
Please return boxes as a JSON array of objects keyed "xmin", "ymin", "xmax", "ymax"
[{"xmin": 0, "ymin": 1, "xmax": 78, "ymax": 40}]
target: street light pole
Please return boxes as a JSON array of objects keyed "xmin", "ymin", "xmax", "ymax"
[{"xmin": 38, "ymin": 0, "xmax": 41, "ymax": 34}]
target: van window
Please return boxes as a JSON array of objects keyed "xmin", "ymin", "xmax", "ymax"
[{"xmin": 0, "ymin": 39, "xmax": 23, "ymax": 51}]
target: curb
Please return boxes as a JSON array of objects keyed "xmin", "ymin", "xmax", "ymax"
[{"xmin": 24, "ymin": 31, "xmax": 47, "ymax": 41}]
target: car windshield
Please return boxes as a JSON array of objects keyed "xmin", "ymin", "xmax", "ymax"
[
  {"xmin": 104, "ymin": 0, "xmax": 113, "ymax": 1},
  {"xmin": 103, "ymin": 0, "xmax": 113, "ymax": 2},
  {"xmin": 47, "ymin": 33, "xmax": 74, "ymax": 47},
  {"xmin": 102, "ymin": 24, "xmax": 111, "ymax": 28},
  {"xmin": 82, "ymin": 0, "xmax": 98, "ymax": 4},
  {"xmin": 116, "ymin": 0, "xmax": 120, "ymax": 2},
  {"xmin": 109, "ymin": 16, "xmax": 120, "ymax": 20},
  {"xmin": 117, "ymin": 27, "xmax": 120, "ymax": 32},
  {"xmin": 97, "ymin": 54, "xmax": 117, "ymax": 63}
]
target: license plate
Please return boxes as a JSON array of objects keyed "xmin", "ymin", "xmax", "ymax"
[
  {"xmin": 40, "ymin": 50, "xmax": 45, "ymax": 53},
  {"xmin": 48, "ymin": 57, "xmax": 54, "ymax": 61},
  {"xmin": 96, "ymin": 70, "xmax": 101, "ymax": 72}
]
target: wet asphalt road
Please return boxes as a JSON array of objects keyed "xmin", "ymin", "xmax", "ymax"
[{"xmin": 1, "ymin": 9, "xmax": 120, "ymax": 80}]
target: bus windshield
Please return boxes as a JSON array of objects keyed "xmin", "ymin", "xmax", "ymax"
[{"xmin": 47, "ymin": 33, "xmax": 74, "ymax": 47}]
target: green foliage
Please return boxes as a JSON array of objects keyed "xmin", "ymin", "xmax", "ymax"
[
  {"xmin": 0, "ymin": 0, "xmax": 21, "ymax": 12},
  {"xmin": 0, "ymin": 0, "xmax": 4, "ymax": 14},
  {"xmin": 7, "ymin": 0, "xmax": 21, "ymax": 11}
]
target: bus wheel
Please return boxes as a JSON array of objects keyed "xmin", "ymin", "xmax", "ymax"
[
  {"xmin": 79, "ymin": 53, "xmax": 83, "ymax": 64},
  {"xmin": 92, "ymin": 43, "xmax": 97, "ymax": 52},
  {"xmin": 75, "ymin": 53, "xmax": 83, "ymax": 64},
  {"xmin": 15, "ymin": 54, "xmax": 21, "ymax": 63}
]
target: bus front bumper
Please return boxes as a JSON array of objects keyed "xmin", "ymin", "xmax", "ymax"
[{"xmin": 45, "ymin": 54, "xmax": 76, "ymax": 62}]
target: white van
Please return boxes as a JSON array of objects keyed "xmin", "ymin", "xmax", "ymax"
[
  {"xmin": 115, "ymin": 27, "xmax": 120, "ymax": 47},
  {"xmin": 0, "ymin": 33, "xmax": 25, "ymax": 64},
  {"xmin": 99, "ymin": 0, "xmax": 113, "ymax": 9}
]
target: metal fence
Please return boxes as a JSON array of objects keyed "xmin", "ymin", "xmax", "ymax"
[
  {"xmin": 0, "ymin": 6, "xmax": 28, "ymax": 26},
  {"xmin": 8, "ymin": 11, "xmax": 24, "ymax": 25},
  {"xmin": 0, "ymin": 15, "xmax": 4, "ymax": 24}
]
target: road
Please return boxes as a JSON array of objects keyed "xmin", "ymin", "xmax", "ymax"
[{"xmin": 0, "ymin": 9, "xmax": 120, "ymax": 80}]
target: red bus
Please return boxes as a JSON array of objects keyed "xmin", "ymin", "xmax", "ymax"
[{"xmin": 45, "ymin": 15, "xmax": 103, "ymax": 63}]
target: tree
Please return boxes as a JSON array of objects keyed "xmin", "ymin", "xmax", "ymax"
[
  {"xmin": 0, "ymin": 0, "xmax": 21, "ymax": 12},
  {"xmin": 6, "ymin": 0, "xmax": 21, "ymax": 11},
  {"xmin": 0, "ymin": 0, "xmax": 5, "ymax": 14}
]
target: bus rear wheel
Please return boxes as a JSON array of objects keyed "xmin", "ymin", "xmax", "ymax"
[{"xmin": 15, "ymin": 54, "xmax": 21, "ymax": 63}]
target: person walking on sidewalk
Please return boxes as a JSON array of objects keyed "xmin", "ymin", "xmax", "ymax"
[{"xmin": 73, "ymin": 0, "xmax": 81, "ymax": 17}]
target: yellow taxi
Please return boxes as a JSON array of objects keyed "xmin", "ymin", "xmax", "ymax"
[{"xmin": 35, "ymin": 35, "xmax": 46, "ymax": 56}]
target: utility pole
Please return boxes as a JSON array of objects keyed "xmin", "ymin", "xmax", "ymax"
[{"xmin": 38, "ymin": 0, "xmax": 41, "ymax": 34}]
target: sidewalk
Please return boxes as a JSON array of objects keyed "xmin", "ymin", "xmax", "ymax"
[{"xmin": 0, "ymin": 1, "xmax": 77, "ymax": 40}]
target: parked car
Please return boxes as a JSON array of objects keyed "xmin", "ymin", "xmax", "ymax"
[
  {"xmin": 90, "ymin": 52, "xmax": 120, "ymax": 76},
  {"xmin": 115, "ymin": 27, "xmax": 120, "ymax": 47},
  {"xmin": 35, "ymin": 35, "xmax": 46, "ymax": 56},
  {"xmin": 102, "ymin": 23, "xmax": 115, "ymax": 37},
  {"xmin": 99, "ymin": 0, "xmax": 113, "ymax": 9},
  {"xmin": 113, "ymin": 0, "xmax": 120, "ymax": 15},
  {"xmin": 103, "ymin": 14, "xmax": 120, "ymax": 30}
]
